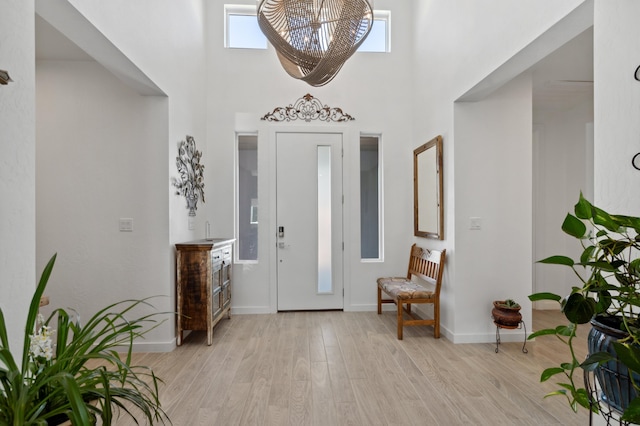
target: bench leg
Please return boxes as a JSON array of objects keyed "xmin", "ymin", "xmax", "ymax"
[
  {"xmin": 397, "ymin": 301, "xmax": 404, "ymax": 340},
  {"xmin": 434, "ymin": 301, "xmax": 440, "ymax": 338},
  {"xmin": 377, "ymin": 286, "xmax": 382, "ymax": 314}
]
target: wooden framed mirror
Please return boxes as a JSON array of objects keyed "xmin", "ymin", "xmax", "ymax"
[{"xmin": 414, "ymin": 135, "xmax": 443, "ymax": 239}]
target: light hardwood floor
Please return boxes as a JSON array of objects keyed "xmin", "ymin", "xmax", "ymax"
[{"xmin": 116, "ymin": 310, "xmax": 591, "ymax": 425}]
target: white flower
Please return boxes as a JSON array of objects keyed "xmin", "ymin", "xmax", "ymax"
[{"xmin": 30, "ymin": 324, "xmax": 54, "ymax": 362}]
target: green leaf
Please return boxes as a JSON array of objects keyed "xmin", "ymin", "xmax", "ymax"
[
  {"xmin": 624, "ymin": 215, "xmax": 640, "ymax": 232},
  {"xmin": 580, "ymin": 245, "xmax": 595, "ymax": 264},
  {"xmin": 621, "ymin": 396, "xmax": 640, "ymax": 423},
  {"xmin": 582, "ymin": 260, "xmax": 617, "ymax": 272},
  {"xmin": 593, "ymin": 206, "xmax": 621, "ymax": 232},
  {"xmin": 544, "ymin": 389, "xmax": 568, "ymax": 398},
  {"xmin": 594, "ymin": 290, "xmax": 612, "ymax": 313},
  {"xmin": 557, "ymin": 382, "xmax": 574, "ymax": 392},
  {"xmin": 599, "ymin": 238, "xmax": 630, "ymax": 256},
  {"xmin": 541, "ymin": 367, "xmax": 565, "ymax": 382},
  {"xmin": 528, "ymin": 328, "xmax": 559, "ymax": 339},
  {"xmin": 630, "ymin": 259, "xmax": 640, "ymax": 278},
  {"xmin": 612, "ymin": 342, "xmax": 640, "ymax": 374},
  {"xmin": 0, "ymin": 308, "xmax": 11, "ymax": 352},
  {"xmin": 0, "ymin": 348, "xmax": 18, "ymax": 378},
  {"xmin": 55, "ymin": 309, "xmax": 71, "ymax": 359},
  {"xmin": 538, "ymin": 256, "xmax": 575, "ymax": 266},
  {"xmin": 100, "ymin": 369, "xmax": 114, "ymax": 423},
  {"xmin": 528, "ymin": 292, "xmax": 562, "ymax": 302},
  {"xmin": 562, "ymin": 293, "xmax": 595, "ymax": 324},
  {"xmin": 581, "ymin": 351, "xmax": 613, "ymax": 371},
  {"xmin": 573, "ymin": 388, "xmax": 592, "ymax": 410},
  {"xmin": 562, "ymin": 213, "xmax": 587, "ymax": 238},
  {"xmin": 574, "ymin": 195, "xmax": 593, "ymax": 220},
  {"xmin": 59, "ymin": 373, "xmax": 92, "ymax": 425},
  {"xmin": 22, "ymin": 253, "xmax": 57, "ymax": 373},
  {"xmin": 555, "ymin": 324, "xmax": 576, "ymax": 337}
]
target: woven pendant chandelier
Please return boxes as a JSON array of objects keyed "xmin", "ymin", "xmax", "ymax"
[{"xmin": 258, "ymin": 0, "xmax": 374, "ymax": 87}]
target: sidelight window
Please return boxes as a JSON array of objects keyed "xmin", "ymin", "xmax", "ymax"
[
  {"xmin": 360, "ymin": 135, "xmax": 382, "ymax": 260},
  {"xmin": 237, "ymin": 134, "xmax": 258, "ymax": 262}
]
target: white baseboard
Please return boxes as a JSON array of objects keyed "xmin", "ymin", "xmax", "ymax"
[
  {"xmin": 231, "ymin": 306, "xmax": 273, "ymax": 314},
  {"xmin": 450, "ymin": 329, "xmax": 526, "ymax": 344},
  {"xmin": 346, "ymin": 303, "xmax": 413, "ymax": 312}
]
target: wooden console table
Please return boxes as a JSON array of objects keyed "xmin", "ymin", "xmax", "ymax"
[{"xmin": 175, "ymin": 238, "xmax": 235, "ymax": 346}]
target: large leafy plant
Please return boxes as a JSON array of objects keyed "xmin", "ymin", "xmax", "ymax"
[
  {"xmin": 0, "ymin": 254, "xmax": 170, "ymax": 425},
  {"xmin": 529, "ymin": 194, "xmax": 640, "ymax": 422}
]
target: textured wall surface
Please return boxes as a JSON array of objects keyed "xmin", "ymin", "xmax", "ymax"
[
  {"xmin": 593, "ymin": 0, "xmax": 640, "ymax": 215},
  {"xmin": 0, "ymin": 0, "xmax": 36, "ymax": 355}
]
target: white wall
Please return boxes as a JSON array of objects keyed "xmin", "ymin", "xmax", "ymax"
[
  {"xmin": 530, "ymin": 25, "xmax": 594, "ymax": 307},
  {"xmin": 36, "ymin": 60, "xmax": 171, "ymax": 348},
  {"xmin": 533, "ymin": 101, "xmax": 594, "ymax": 305},
  {"xmin": 33, "ymin": 0, "xmax": 207, "ymax": 350},
  {"xmin": 453, "ymin": 75, "xmax": 533, "ymax": 342},
  {"xmin": 0, "ymin": 0, "xmax": 36, "ymax": 356},
  {"xmin": 412, "ymin": 0, "xmax": 588, "ymax": 342},
  {"xmin": 59, "ymin": 0, "xmax": 208, "ymax": 242},
  {"xmin": 593, "ymin": 0, "xmax": 640, "ymax": 215}
]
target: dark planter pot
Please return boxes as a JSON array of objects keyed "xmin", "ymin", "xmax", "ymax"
[
  {"xmin": 46, "ymin": 414, "xmax": 70, "ymax": 426},
  {"xmin": 491, "ymin": 301, "xmax": 522, "ymax": 327},
  {"xmin": 588, "ymin": 315, "xmax": 640, "ymax": 413}
]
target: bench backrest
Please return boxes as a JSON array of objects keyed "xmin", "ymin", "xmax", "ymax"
[{"xmin": 406, "ymin": 244, "xmax": 446, "ymax": 296}]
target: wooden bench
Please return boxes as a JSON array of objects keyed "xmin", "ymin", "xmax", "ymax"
[{"xmin": 377, "ymin": 244, "xmax": 446, "ymax": 339}]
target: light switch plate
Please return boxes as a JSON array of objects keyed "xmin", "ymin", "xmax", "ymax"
[
  {"xmin": 119, "ymin": 218, "xmax": 133, "ymax": 232},
  {"xmin": 469, "ymin": 217, "xmax": 482, "ymax": 230}
]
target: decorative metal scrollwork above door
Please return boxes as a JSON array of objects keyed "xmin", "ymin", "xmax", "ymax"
[{"xmin": 261, "ymin": 94, "xmax": 355, "ymax": 123}]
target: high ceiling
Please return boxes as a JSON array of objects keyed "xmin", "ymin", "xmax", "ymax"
[
  {"xmin": 531, "ymin": 27, "xmax": 594, "ymax": 112},
  {"xmin": 35, "ymin": 15, "xmax": 594, "ymax": 113}
]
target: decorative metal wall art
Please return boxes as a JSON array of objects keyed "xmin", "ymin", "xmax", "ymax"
[
  {"xmin": 173, "ymin": 135, "xmax": 205, "ymax": 216},
  {"xmin": 630, "ymin": 67, "xmax": 640, "ymax": 170},
  {"xmin": 0, "ymin": 69, "xmax": 12, "ymax": 85},
  {"xmin": 261, "ymin": 94, "xmax": 354, "ymax": 122},
  {"xmin": 257, "ymin": 0, "xmax": 373, "ymax": 86}
]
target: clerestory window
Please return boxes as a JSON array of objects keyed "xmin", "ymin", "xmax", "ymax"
[{"xmin": 224, "ymin": 5, "xmax": 390, "ymax": 53}]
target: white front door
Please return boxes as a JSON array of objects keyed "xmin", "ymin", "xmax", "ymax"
[{"xmin": 276, "ymin": 132, "xmax": 343, "ymax": 311}]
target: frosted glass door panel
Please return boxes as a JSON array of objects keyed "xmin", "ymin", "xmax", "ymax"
[{"xmin": 317, "ymin": 146, "xmax": 332, "ymax": 293}]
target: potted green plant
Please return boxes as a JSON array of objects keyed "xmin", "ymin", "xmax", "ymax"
[
  {"xmin": 529, "ymin": 193, "xmax": 640, "ymax": 423},
  {"xmin": 492, "ymin": 299, "xmax": 522, "ymax": 327},
  {"xmin": 0, "ymin": 254, "xmax": 171, "ymax": 425}
]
